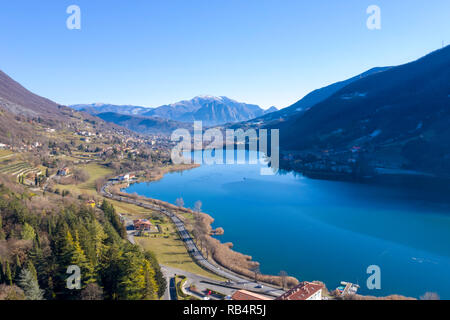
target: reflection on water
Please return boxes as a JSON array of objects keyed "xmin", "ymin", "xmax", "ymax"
[{"xmin": 126, "ymin": 151, "xmax": 450, "ymax": 299}]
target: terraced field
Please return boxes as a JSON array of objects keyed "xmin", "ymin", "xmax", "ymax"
[
  {"xmin": 0, "ymin": 162, "xmax": 42, "ymax": 177},
  {"xmin": 0, "ymin": 150, "xmax": 13, "ymax": 157}
]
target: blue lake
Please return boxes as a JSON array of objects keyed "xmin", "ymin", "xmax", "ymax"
[{"xmin": 125, "ymin": 151, "xmax": 450, "ymax": 299}]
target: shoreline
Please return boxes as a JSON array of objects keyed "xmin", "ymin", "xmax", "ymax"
[
  {"xmin": 113, "ymin": 163, "xmax": 419, "ymax": 300},
  {"xmin": 115, "ymin": 164, "xmax": 300, "ymax": 289}
]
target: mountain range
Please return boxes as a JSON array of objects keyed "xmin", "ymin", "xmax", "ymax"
[
  {"xmin": 70, "ymin": 103, "xmax": 150, "ymax": 116},
  {"xmin": 72, "ymin": 96, "xmax": 277, "ymax": 127},
  {"xmin": 2, "ymin": 45, "xmax": 449, "ymax": 178}
]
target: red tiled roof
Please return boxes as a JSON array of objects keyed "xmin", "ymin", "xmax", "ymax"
[
  {"xmin": 231, "ymin": 290, "xmax": 272, "ymax": 301},
  {"xmin": 133, "ymin": 219, "xmax": 152, "ymax": 226},
  {"xmin": 276, "ymin": 282, "xmax": 323, "ymax": 300}
]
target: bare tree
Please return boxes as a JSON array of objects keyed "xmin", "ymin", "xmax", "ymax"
[
  {"xmin": 81, "ymin": 283, "xmax": 104, "ymax": 300},
  {"xmin": 95, "ymin": 178, "xmax": 106, "ymax": 193},
  {"xmin": 203, "ymin": 240, "xmax": 210, "ymax": 259},
  {"xmin": 420, "ymin": 292, "xmax": 440, "ymax": 300},
  {"xmin": 192, "ymin": 225, "xmax": 201, "ymax": 246},
  {"xmin": 251, "ymin": 266, "xmax": 260, "ymax": 283},
  {"xmin": 279, "ymin": 270, "xmax": 288, "ymax": 290},
  {"xmin": 73, "ymin": 168, "xmax": 89, "ymax": 183},
  {"xmin": 175, "ymin": 197, "xmax": 184, "ymax": 208},
  {"xmin": 194, "ymin": 200, "xmax": 202, "ymax": 213}
]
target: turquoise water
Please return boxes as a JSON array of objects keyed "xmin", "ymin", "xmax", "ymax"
[{"xmin": 125, "ymin": 152, "xmax": 450, "ymax": 299}]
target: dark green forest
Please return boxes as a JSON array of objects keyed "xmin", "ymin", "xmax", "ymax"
[{"xmin": 0, "ymin": 177, "xmax": 166, "ymax": 300}]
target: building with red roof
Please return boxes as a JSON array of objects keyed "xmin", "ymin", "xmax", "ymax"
[
  {"xmin": 133, "ymin": 219, "xmax": 152, "ymax": 231},
  {"xmin": 231, "ymin": 290, "xmax": 272, "ymax": 301},
  {"xmin": 276, "ymin": 282, "xmax": 324, "ymax": 300}
]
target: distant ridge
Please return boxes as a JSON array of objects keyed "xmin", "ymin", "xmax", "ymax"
[
  {"xmin": 95, "ymin": 112, "xmax": 191, "ymax": 135},
  {"xmin": 72, "ymin": 96, "xmax": 276, "ymax": 127},
  {"xmin": 272, "ymin": 45, "xmax": 450, "ymax": 176},
  {"xmin": 237, "ymin": 66, "xmax": 390, "ymax": 128},
  {"xmin": 71, "ymin": 103, "xmax": 151, "ymax": 116}
]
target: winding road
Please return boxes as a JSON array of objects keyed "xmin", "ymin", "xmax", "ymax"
[{"xmin": 101, "ymin": 179, "xmax": 285, "ymax": 298}]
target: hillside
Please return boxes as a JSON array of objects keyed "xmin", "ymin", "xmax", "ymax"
[
  {"xmin": 271, "ymin": 46, "xmax": 450, "ymax": 177},
  {"xmin": 0, "ymin": 70, "xmax": 140, "ymax": 149},
  {"xmin": 0, "ymin": 70, "xmax": 64, "ymax": 119},
  {"xmin": 233, "ymin": 67, "xmax": 390, "ymax": 130}
]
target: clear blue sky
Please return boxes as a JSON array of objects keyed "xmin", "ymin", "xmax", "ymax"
[{"xmin": 0, "ymin": 0, "xmax": 449, "ymax": 109}]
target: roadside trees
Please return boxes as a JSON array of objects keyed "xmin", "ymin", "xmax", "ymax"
[
  {"xmin": 279, "ymin": 270, "xmax": 288, "ymax": 290},
  {"xmin": 175, "ymin": 197, "xmax": 184, "ymax": 208}
]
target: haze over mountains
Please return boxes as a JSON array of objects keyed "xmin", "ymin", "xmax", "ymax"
[
  {"xmin": 72, "ymin": 95, "xmax": 277, "ymax": 127},
  {"xmin": 95, "ymin": 112, "xmax": 192, "ymax": 136},
  {"xmin": 71, "ymin": 103, "xmax": 150, "ymax": 116}
]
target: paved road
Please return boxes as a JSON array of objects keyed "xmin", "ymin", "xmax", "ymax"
[
  {"xmin": 160, "ymin": 265, "xmax": 274, "ymax": 300},
  {"xmin": 101, "ymin": 179, "xmax": 285, "ymax": 298},
  {"xmin": 168, "ymin": 277, "xmax": 178, "ymax": 300},
  {"xmin": 124, "ymin": 219, "xmax": 136, "ymax": 244}
]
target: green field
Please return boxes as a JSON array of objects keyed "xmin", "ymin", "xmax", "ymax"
[
  {"xmin": 136, "ymin": 235, "xmax": 224, "ymax": 281},
  {"xmin": 53, "ymin": 161, "xmax": 223, "ymax": 281},
  {"xmin": 55, "ymin": 162, "xmax": 112, "ymax": 195}
]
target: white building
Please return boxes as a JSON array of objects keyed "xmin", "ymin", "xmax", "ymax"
[{"xmin": 119, "ymin": 174, "xmax": 130, "ymax": 181}]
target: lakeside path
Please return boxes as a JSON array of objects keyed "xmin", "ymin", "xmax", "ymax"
[{"xmin": 100, "ymin": 178, "xmax": 286, "ymax": 298}]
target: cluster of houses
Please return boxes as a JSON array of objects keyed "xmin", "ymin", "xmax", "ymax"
[
  {"xmin": 77, "ymin": 131, "xmax": 96, "ymax": 137},
  {"xmin": 280, "ymin": 145, "xmax": 372, "ymax": 175},
  {"xmin": 231, "ymin": 282, "xmax": 324, "ymax": 301},
  {"xmin": 8, "ymin": 142, "xmax": 42, "ymax": 152}
]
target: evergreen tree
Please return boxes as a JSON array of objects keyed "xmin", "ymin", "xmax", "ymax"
[
  {"xmin": 0, "ymin": 215, "xmax": 5, "ymax": 240},
  {"xmin": 14, "ymin": 255, "xmax": 22, "ymax": 277},
  {"xmin": 69, "ymin": 231, "xmax": 95, "ymax": 285},
  {"xmin": 18, "ymin": 268, "xmax": 44, "ymax": 300},
  {"xmin": 21, "ymin": 222, "xmax": 36, "ymax": 240},
  {"xmin": 99, "ymin": 244, "xmax": 123, "ymax": 300},
  {"xmin": 145, "ymin": 251, "xmax": 166, "ymax": 298},
  {"xmin": 0, "ymin": 258, "xmax": 4, "ymax": 283},
  {"xmin": 26, "ymin": 260, "xmax": 38, "ymax": 280},
  {"xmin": 118, "ymin": 251, "xmax": 146, "ymax": 300},
  {"xmin": 5, "ymin": 261, "xmax": 12, "ymax": 285},
  {"xmin": 142, "ymin": 260, "xmax": 157, "ymax": 300},
  {"xmin": 101, "ymin": 200, "xmax": 126, "ymax": 238}
]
